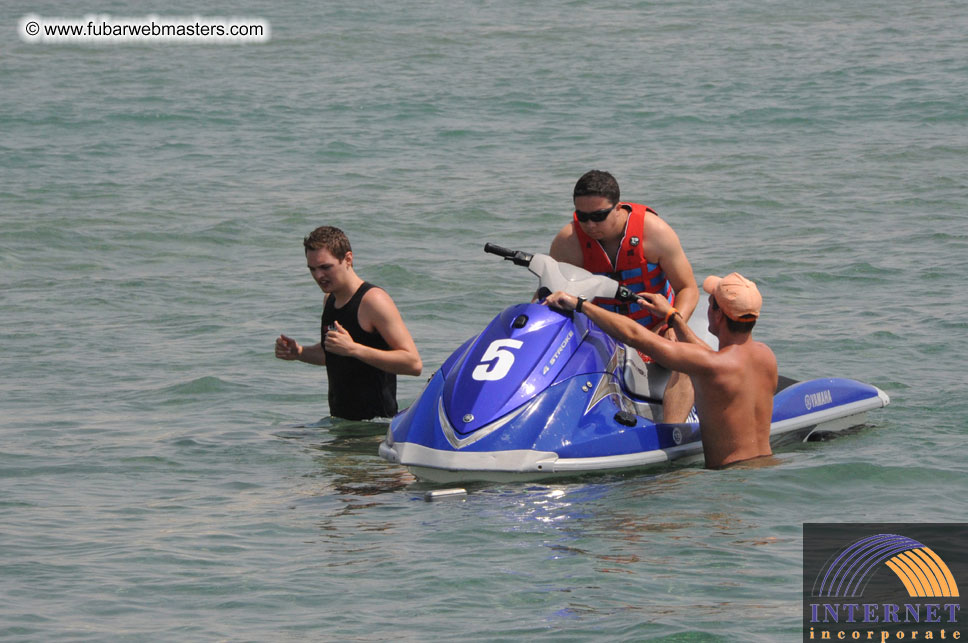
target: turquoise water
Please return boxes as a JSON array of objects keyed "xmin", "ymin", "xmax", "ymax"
[{"xmin": 2, "ymin": 1, "xmax": 966, "ymax": 640}]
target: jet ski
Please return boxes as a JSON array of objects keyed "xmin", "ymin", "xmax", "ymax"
[{"xmin": 379, "ymin": 244, "xmax": 890, "ymax": 483}]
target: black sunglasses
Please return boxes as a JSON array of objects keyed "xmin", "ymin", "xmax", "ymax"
[{"xmin": 575, "ymin": 204, "xmax": 615, "ymax": 223}]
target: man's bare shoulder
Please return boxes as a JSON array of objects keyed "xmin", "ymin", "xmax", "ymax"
[
  {"xmin": 358, "ymin": 285, "xmax": 403, "ymax": 326},
  {"xmin": 551, "ymin": 221, "xmax": 576, "ymax": 244},
  {"xmin": 751, "ymin": 340, "xmax": 778, "ymax": 371},
  {"xmin": 359, "ymin": 285, "xmax": 395, "ymax": 313},
  {"xmin": 360, "ymin": 286, "xmax": 415, "ymax": 337},
  {"xmin": 715, "ymin": 339, "xmax": 773, "ymax": 359},
  {"xmin": 712, "ymin": 340, "xmax": 777, "ymax": 381},
  {"xmin": 549, "ymin": 223, "xmax": 583, "ymax": 265},
  {"xmin": 641, "ymin": 210, "xmax": 682, "ymax": 249}
]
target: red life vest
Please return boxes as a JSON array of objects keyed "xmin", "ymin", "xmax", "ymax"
[{"xmin": 573, "ymin": 202, "xmax": 674, "ymax": 329}]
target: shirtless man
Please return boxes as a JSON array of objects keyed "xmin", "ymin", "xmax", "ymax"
[
  {"xmin": 275, "ymin": 226, "xmax": 422, "ymax": 421},
  {"xmin": 549, "ymin": 170, "xmax": 699, "ymax": 421},
  {"xmin": 545, "ymin": 272, "xmax": 777, "ymax": 469}
]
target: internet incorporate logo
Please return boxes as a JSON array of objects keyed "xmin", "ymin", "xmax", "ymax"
[
  {"xmin": 814, "ymin": 534, "xmax": 959, "ymax": 599},
  {"xmin": 803, "ymin": 524, "xmax": 965, "ymax": 642}
]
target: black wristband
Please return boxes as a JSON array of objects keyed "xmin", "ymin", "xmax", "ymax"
[{"xmin": 575, "ymin": 297, "xmax": 586, "ymax": 313}]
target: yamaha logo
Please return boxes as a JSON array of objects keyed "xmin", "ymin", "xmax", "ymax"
[
  {"xmin": 672, "ymin": 427, "xmax": 683, "ymax": 445},
  {"xmin": 804, "ymin": 390, "xmax": 833, "ymax": 411},
  {"xmin": 462, "ymin": 414, "xmax": 474, "ymax": 423}
]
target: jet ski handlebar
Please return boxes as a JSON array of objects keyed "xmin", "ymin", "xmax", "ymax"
[
  {"xmin": 614, "ymin": 285, "xmax": 637, "ymax": 302},
  {"xmin": 484, "ymin": 243, "xmax": 533, "ymax": 267},
  {"xmin": 486, "ymin": 242, "xmax": 639, "ymax": 303}
]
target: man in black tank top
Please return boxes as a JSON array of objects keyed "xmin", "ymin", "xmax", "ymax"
[{"xmin": 275, "ymin": 226, "xmax": 422, "ymax": 421}]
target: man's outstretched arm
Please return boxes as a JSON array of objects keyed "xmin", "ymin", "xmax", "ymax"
[
  {"xmin": 635, "ymin": 292, "xmax": 714, "ymax": 351},
  {"xmin": 543, "ymin": 291, "xmax": 716, "ymax": 376}
]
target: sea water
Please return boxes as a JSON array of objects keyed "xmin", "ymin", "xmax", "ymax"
[{"xmin": 2, "ymin": 0, "xmax": 966, "ymax": 640}]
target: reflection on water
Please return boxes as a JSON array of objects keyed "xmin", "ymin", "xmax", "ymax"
[
  {"xmin": 275, "ymin": 416, "xmax": 416, "ymax": 497},
  {"xmin": 469, "ymin": 466, "xmax": 797, "ymax": 578},
  {"xmin": 277, "ymin": 417, "xmax": 797, "ymax": 576}
]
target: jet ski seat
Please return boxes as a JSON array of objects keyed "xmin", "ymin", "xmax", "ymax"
[{"xmin": 621, "ymin": 346, "xmax": 672, "ymax": 403}]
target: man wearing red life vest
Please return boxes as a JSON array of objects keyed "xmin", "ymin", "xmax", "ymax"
[{"xmin": 549, "ymin": 170, "xmax": 700, "ymax": 422}]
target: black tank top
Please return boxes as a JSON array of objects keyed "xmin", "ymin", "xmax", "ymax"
[{"xmin": 321, "ymin": 282, "xmax": 397, "ymax": 420}]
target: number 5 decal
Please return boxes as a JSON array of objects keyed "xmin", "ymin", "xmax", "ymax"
[{"xmin": 472, "ymin": 339, "xmax": 524, "ymax": 381}]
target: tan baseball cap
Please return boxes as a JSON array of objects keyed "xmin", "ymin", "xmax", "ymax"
[{"xmin": 702, "ymin": 273, "xmax": 762, "ymax": 321}]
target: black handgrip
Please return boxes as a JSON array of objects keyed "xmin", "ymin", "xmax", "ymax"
[
  {"xmin": 615, "ymin": 285, "xmax": 638, "ymax": 302},
  {"xmin": 484, "ymin": 243, "xmax": 533, "ymax": 267},
  {"xmin": 484, "ymin": 243, "xmax": 515, "ymax": 258}
]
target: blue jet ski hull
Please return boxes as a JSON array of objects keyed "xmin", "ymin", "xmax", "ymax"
[
  {"xmin": 380, "ymin": 376, "xmax": 889, "ymax": 483},
  {"xmin": 379, "ymin": 308, "xmax": 889, "ymax": 483}
]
